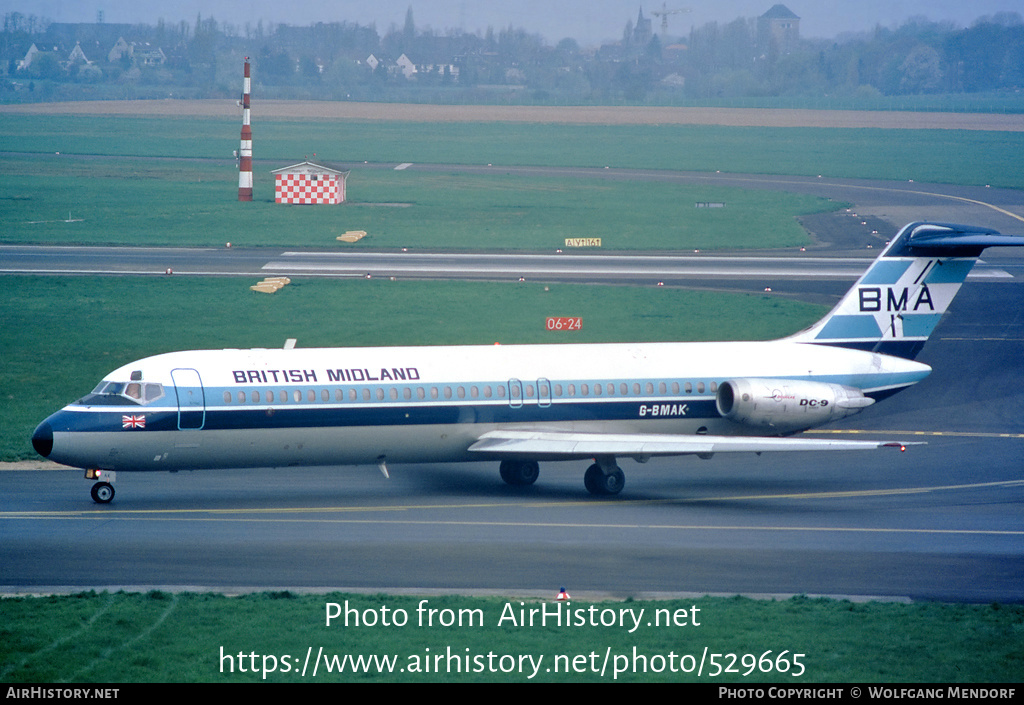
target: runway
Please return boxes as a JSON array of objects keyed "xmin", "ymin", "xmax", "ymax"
[
  {"xmin": 1, "ymin": 169, "xmax": 1022, "ymax": 602},
  {"xmin": 0, "ymin": 245, "xmax": 1019, "ymax": 288}
]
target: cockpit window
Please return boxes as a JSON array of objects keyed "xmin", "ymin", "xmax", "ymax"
[{"xmin": 84, "ymin": 380, "xmax": 165, "ymax": 405}]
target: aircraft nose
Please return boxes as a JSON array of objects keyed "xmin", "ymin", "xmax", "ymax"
[{"xmin": 32, "ymin": 421, "xmax": 53, "ymax": 458}]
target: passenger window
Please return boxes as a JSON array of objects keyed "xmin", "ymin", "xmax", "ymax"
[
  {"xmin": 223, "ymin": 392, "xmax": 232, "ymax": 404},
  {"xmin": 253, "ymin": 390, "xmax": 261, "ymax": 403}
]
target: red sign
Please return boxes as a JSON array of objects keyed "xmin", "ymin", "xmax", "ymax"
[{"xmin": 546, "ymin": 317, "xmax": 582, "ymax": 331}]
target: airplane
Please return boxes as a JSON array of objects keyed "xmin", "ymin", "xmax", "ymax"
[{"xmin": 31, "ymin": 222, "xmax": 1024, "ymax": 503}]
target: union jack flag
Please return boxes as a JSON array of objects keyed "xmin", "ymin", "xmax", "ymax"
[{"xmin": 122, "ymin": 415, "xmax": 146, "ymax": 429}]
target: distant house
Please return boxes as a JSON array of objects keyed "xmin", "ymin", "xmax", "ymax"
[
  {"xmin": 134, "ymin": 45, "xmax": 166, "ymax": 67},
  {"xmin": 759, "ymin": 4, "xmax": 800, "ymax": 54},
  {"xmin": 107, "ymin": 37, "xmax": 166, "ymax": 67},
  {"xmin": 17, "ymin": 44, "xmax": 40, "ymax": 71},
  {"xmin": 272, "ymin": 161, "xmax": 350, "ymax": 205},
  {"xmin": 108, "ymin": 37, "xmax": 131, "ymax": 63},
  {"xmin": 67, "ymin": 42, "xmax": 90, "ymax": 65},
  {"xmin": 395, "ymin": 53, "xmax": 416, "ymax": 79}
]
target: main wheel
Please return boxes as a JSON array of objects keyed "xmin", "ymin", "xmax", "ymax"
[
  {"xmin": 584, "ymin": 463, "xmax": 625, "ymax": 496},
  {"xmin": 499, "ymin": 460, "xmax": 540, "ymax": 486},
  {"xmin": 90, "ymin": 481, "xmax": 114, "ymax": 504}
]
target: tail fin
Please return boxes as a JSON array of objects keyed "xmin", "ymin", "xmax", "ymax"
[{"xmin": 787, "ymin": 222, "xmax": 1024, "ymax": 359}]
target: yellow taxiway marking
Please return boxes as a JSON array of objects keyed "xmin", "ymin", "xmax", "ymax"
[
  {"xmin": 4, "ymin": 480, "xmax": 1023, "ymax": 530},
  {"xmin": 814, "ymin": 429, "xmax": 1024, "ymax": 439},
  {"xmin": 3, "ymin": 516, "xmax": 1022, "ymax": 537},
  {"xmin": 905, "ymin": 190, "xmax": 1024, "ymax": 224},
  {"xmin": 707, "ymin": 173, "xmax": 1024, "ymax": 224}
]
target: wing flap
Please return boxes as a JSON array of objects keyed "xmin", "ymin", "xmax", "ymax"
[{"xmin": 468, "ymin": 429, "xmax": 912, "ymax": 457}]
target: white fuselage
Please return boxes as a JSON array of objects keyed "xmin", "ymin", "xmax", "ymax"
[{"xmin": 37, "ymin": 339, "xmax": 930, "ymax": 473}]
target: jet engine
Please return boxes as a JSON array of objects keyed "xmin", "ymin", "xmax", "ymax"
[{"xmin": 716, "ymin": 378, "xmax": 875, "ymax": 434}]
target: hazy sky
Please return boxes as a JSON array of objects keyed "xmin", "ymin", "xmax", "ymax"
[{"xmin": 9, "ymin": 1, "xmax": 1024, "ymax": 45}]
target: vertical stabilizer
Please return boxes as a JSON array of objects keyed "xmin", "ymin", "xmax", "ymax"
[{"xmin": 787, "ymin": 222, "xmax": 1024, "ymax": 359}]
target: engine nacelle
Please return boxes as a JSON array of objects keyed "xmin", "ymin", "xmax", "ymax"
[{"xmin": 715, "ymin": 378, "xmax": 874, "ymax": 434}]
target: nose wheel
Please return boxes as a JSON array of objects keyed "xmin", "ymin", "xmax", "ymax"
[{"xmin": 90, "ymin": 481, "xmax": 115, "ymax": 504}]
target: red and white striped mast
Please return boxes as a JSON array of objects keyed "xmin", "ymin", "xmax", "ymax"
[{"xmin": 238, "ymin": 57, "xmax": 253, "ymax": 201}]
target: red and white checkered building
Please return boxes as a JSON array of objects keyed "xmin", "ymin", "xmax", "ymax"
[{"xmin": 271, "ymin": 161, "xmax": 350, "ymax": 205}]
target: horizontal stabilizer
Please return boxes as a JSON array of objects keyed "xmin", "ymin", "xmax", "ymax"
[
  {"xmin": 469, "ymin": 429, "xmax": 916, "ymax": 458},
  {"xmin": 888, "ymin": 222, "xmax": 1024, "ymax": 257}
]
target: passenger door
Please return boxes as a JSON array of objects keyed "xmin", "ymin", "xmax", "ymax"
[{"xmin": 171, "ymin": 368, "xmax": 206, "ymax": 430}]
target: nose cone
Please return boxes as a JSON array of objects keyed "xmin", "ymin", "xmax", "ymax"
[{"xmin": 32, "ymin": 421, "xmax": 53, "ymax": 458}]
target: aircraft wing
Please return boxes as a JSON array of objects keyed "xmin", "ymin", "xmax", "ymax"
[{"xmin": 468, "ymin": 429, "xmax": 912, "ymax": 458}]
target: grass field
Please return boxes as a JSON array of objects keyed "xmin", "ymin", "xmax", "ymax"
[
  {"xmin": 3, "ymin": 113, "xmax": 1024, "ymax": 185},
  {"xmin": 0, "ymin": 156, "xmax": 830, "ymax": 249},
  {"xmin": 4, "ymin": 111, "xmax": 1022, "ymax": 250},
  {"xmin": 1, "ymin": 591, "xmax": 1020, "ymax": 682}
]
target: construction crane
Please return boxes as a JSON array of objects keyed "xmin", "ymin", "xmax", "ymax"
[{"xmin": 651, "ymin": 3, "xmax": 692, "ymax": 38}]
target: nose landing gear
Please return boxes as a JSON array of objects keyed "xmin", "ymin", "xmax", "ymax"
[
  {"xmin": 90, "ymin": 481, "xmax": 115, "ymax": 504},
  {"xmin": 85, "ymin": 469, "xmax": 116, "ymax": 504}
]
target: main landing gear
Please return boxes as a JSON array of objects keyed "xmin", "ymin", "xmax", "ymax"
[
  {"xmin": 498, "ymin": 458, "xmax": 625, "ymax": 496},
  {"xmin": 584, "ymin": 461, "xmax": 625, "ymax": 496},
  {"xmin": 499, "ymin": 459, "xmax": 540, "ymax": 486}
]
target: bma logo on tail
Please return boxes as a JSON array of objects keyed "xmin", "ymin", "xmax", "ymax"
[
  {"xmin": 858, "ymin": 286, "xmax": 934, "ymax": 313},
  {"xmin": 786, "ymin": 222, "xmax": 1024, "ymax": 359}
]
